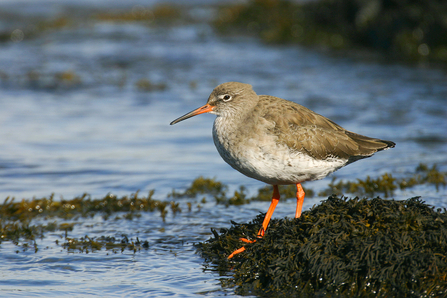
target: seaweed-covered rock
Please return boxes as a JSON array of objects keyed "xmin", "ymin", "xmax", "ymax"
[{"xmin": 198, "ymin": 196, "xmax": 447, "ymax": 297}]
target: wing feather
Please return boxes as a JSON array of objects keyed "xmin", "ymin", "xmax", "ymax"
[{"xmin": 258, "ymin": 95, "xmax": 394, "ymax": 161}]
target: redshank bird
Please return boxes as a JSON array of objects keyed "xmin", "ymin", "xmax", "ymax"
[{"xmin": 170, "ymin": 82, "xmax": 395, "ymax": 259}]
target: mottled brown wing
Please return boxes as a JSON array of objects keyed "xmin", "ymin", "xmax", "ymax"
[{"xmin": 259, "ymin": 95, "xmax": 394, "ymax": 161}]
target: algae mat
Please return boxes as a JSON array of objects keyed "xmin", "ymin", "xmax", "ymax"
[{"xmin": 199, "ymin": 196, "xmax": 447, "ymax": 297}]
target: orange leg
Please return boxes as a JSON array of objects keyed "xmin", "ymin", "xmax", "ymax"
[
  {"xmin": 228, "ymin": 185, "xmax": 280, "ymax": 259},
  {"xmin": 257, "ymin": 185, "xmax": 280, "ymax": 237},
  {"xmin": 227, "ymin": 246, "xmax": 246, "ymax": 258},
  {"xmin": 295, "ymin": 183, "xmax": 305, "ymax": 218}
]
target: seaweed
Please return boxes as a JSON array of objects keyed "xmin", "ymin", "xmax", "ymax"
[
  {"xmin": 0, "ymin": 190, "xmax": 172, "ymax": 221},
  {"xmin": 1, "ymin": 164, "xmax": 444, "ymax": 257},
  {"xmin": 198, "ymin": 196, "xmax": 447, "ymax": 297},
  {"xmin": 169, "ymin": 177, "xmax": 314, "ymax": 206},
  {"xmin": 62, "ymin": 235, "xmax": 149, "ymax": 254},
  {"xmin": 170, "ymin": 164, "xmax": 444, "ymax": 206},
  {"xmin": 320, "ymin": 173, "xmax": 397, "ymax": 198},
  {"xmin": 168, "ymin": 176, "xmax": 228, "ymax": 199},
  {"xmin": 0, "ymin": 191, "xmax": 183, "ymax": 252},
  {"xmin": 320, "ymin": 163, "xmax": 446, "ymax": 197},
  {"xmin": 213, "ymin": 0, "xmax": 447, "ymax": 65}
]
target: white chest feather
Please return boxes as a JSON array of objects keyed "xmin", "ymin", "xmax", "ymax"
[{"xmin": 212, "ymin": 116, "xmax": 347, "ymax": 185}]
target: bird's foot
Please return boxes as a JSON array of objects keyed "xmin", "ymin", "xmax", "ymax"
[
  {"xmin": 228, "ymin": 237, "xmax": 258, "ymax": 259},
  {"xmin": 228, "ymin": 246, "xmax": 246, "ymax": 259},
  {"xmin": 228, "ymin": 226, "xmax": 265, "ymax": 259},
  {"xmin": 239, "ymin": 237, "xmax": 256, "ymax": 244}
]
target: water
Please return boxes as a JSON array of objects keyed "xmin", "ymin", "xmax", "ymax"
[{"xmin": 0, "ymin": 1, "xmax": 446, "ymax": 297}]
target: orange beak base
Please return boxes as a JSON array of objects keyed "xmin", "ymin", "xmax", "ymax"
[{"xmin": 170, "ymin": 104, "xmax": 214, "ymax": 125}]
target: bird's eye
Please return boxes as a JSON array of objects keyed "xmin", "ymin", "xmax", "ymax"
[{"xmin": 222, "ymin": 94, "xmax": 232, "ymax": 102}]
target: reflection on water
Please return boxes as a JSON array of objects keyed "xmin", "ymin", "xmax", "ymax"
[{"xmin": 0, "ymin": 1, "xmax": 446, "ymax": 297}]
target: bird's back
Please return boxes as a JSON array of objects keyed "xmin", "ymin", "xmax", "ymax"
[{"xmin": 256, "ymin": 95, "xmax": 395, "ymax": 162}]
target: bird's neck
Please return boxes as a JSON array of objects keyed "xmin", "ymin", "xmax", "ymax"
[
  {"xmin": 213, "ymin": 113, "xmax": 241, "ymax": 142},
  {"xmin": 212, "ymin": 104, "xmax": 260, "ymax": 148}
]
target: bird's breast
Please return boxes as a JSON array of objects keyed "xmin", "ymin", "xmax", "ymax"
[{"xmin": 212, "ymin": 117, "xmax": 347, "ymax": 185}]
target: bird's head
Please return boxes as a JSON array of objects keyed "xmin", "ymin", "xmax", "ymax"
[{"xmin": 170, "ymin": 82, "xmax": 257, "ymax": 125}]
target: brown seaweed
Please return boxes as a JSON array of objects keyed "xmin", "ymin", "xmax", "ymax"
[{"xmin": 198, "ymin": 196, "xmax": 447, "ymax": 297}]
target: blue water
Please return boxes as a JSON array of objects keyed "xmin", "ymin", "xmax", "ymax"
[{"xmin": 0, "ymin": 1, "xmax": 446, "ymax": 297}]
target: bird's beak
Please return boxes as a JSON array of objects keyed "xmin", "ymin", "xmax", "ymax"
[{"xmin": 170, "ymin": 104, "xmax": 214, "ymax": 125}]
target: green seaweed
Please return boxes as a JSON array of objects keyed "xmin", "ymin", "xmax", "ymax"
[
  {"xmin": 170, "ymin": 176, "xmax": 314, "ymax": 206},
  {"xmin": 62, "ymin": 235, "xmax": 149, "ymax": 254},
  {"xmin": 320, "ymin": 173, "xmax": 397, "ymax": 198},
  {"xmin": 170, "ymin": 164, "xmax": 444, "ymax": 206},
  {"xmin": 228, "ymin": 186, "xmax": 250, "ymax": 206},
  {"xmin": 168, "ymin": 176, "xmax": 228, "ymax": 199},
  {"xmin": 1, "ymin": 164, "xmax": 444, "ymax": 255},
  {"xmin": 320, "ymin": 163, "xmax": 446, "ymax": 197},
  {"xmin": 0, "ymin": 190, "xmax": 185, "ymax": 252},
  {"xmin": 198, "ymin": 196, "xmax": 447, "ymax": 297},
  {"xmin": 0, "ymin": 190, "xmax": 178, "ymax": 222}
]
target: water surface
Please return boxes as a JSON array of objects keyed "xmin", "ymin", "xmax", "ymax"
[{"xmin": 0, "ymin": 1, "xmax": 446, "ymax": 297}]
